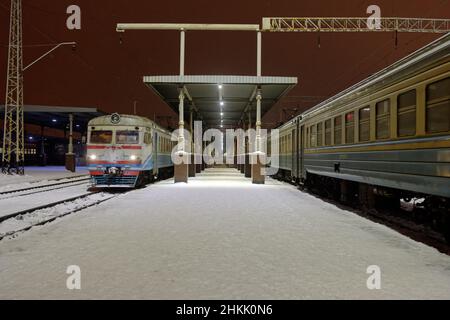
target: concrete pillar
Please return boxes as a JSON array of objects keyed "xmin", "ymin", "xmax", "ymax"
[
  {"xmin": 244, "ymin": 117, "xmax": 251, "ymax": 178},
  {"xmin": 252, "ymin": 88, "xmax": 265, "ymax": 184},
  {"xmin": 40, "ymin": 126, "xmax": 47, "ymax": 166},
  {"xmin": 188, "ymin": 107, "xmax": 196, "ymax": 177},
  {"xmin": 174, "ymin": 89, "xmax": 188, "ymax": 183},
  {"xmin": 255, "ymin": 88, "xmax": 262, "ymax": 152},
  {"xmin": 180, "ymin": 30, "xmax": 185, "ymax": 76},
  {"xmin": 233, "ymin": 139, "xmax": 239, "ymax": 170},
  {"xmin": 251, "ymin": 153, "xmax": 265, "ymax": 184},
  {"xmin": 257, "ymin": 31, "xmax": 262, "ymax": 77},
  {"xmin": 68, "ymin": 114, "xmax": 74, "ymax": 154},
  {"xmin": 239, "ymin": 122, "xmax": 245, "ymax": 174},
  {"xmin": 65, "ymin": 114, "xmax": 76, "ymax": 172}
]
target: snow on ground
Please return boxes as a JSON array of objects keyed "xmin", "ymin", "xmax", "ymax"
[
  {"xmin": 0, "ymin": 166, "xmax": 88, "ymax": 192},
  {"xmin": 0, "ymin": 183, "xmax": 92, "ymax": 220},
  {"xmin": 0, "ymin": 168, "xmax": 450, "ymax": 299}
]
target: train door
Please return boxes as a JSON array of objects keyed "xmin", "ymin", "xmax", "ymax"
[
  {"xmin": 153, "ymin": 131, "xmax": 159, "ymax": 176},
  {"xmin": 299, "ymin": 124, "xmax": 305, "ymax": 180},
  {"xmin": 292, "ymin": 125, "xmax": 297, "ymax": 179}
]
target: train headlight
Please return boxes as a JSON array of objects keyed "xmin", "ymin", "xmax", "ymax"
[
  {"xmin": 89, "ymin": 154, "xmax": 97, "ymax": 160},
  {"xmin": 130, "ymin": 155, "xmax": 137, "ymax": 161}
]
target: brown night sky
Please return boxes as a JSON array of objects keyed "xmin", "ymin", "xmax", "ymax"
[{"xmin": 0, "ymin": 0, "xmax": 449, "ymax": 128}]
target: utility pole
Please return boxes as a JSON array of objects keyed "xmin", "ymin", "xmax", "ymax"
[
  {"xmin": 1, "ymin": 0, "xmax": 76, "ymax": 175},
  {"xmin": 2, "ymin": 0, "xmax": 24, "ymax": 174}
]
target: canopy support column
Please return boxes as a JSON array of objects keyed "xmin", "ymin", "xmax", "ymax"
[
  {"xmin": 175, "ymin": 89, "xmax": 189, "ymax": 183},
  {"xmin": 252, "ymin": 87, "xmax": 265, "ymax": 184}
]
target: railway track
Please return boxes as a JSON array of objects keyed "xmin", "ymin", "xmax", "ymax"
[
  {"xmin": 0, "ymin": 191, "xmax": 119, "ymax": 241},
  {"xmin": 0, "ymin": 175, "xmax": 90, "ymax": 198},
  {"xmin": 0, "ymin": 173, "xmax": 155, "ymax": 241}
]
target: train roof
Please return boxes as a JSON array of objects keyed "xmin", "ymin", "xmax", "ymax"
[
  {"xmin": 88, "ymin": 114, "xmax": 171, "ymax": 134},
  {"xmin": 290, "ymin": 32, "xmax": 450, "ymax": 124}
]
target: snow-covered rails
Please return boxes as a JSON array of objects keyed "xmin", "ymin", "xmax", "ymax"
[
  {"xmin": 0, "ymin": 191, "xmax": 98, "ymax": 224},
  {"xmin": 0, "ymin": 175, "xmax": 89, "ymax": 197},
  {"xmin": 0, "ymin": 192, "xmax": 117, "ymax": 241},
  {"xmin": 0, "ymin": 177, "xmax": 90, "ymax": 200}
]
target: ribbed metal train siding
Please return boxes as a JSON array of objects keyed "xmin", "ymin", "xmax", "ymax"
[{"xmin": 303, "ymin": 139, "xmax": 450, "ymax": 198}]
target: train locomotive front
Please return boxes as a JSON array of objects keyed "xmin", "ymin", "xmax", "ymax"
[{"xmin": 86, "ymin": 114, "xmax": 155, "ymax": 188}]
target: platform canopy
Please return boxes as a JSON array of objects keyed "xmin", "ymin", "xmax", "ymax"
[
  {"xmin": 144, "ymin": 75, "xmax": 298, "ymax": 129},
  {"xmin": 0, "ymin": 105, "xmax": 107, "ymax": 130}
]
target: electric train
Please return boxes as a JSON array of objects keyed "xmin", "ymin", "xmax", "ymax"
[
  {"xmin": 87, "ymin": 114, "xmax": 174, "ymax": 187},
  {"xmin": 269, "ymin": 33, "xmax": 450, "ymax": 240}
]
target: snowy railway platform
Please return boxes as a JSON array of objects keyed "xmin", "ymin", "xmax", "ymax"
[{"xmin": 1, "ymin": 168, "xmax": 450, "ymax": 299}]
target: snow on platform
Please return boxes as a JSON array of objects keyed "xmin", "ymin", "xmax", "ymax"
[
  {"xmin": 1, "ymin": 168, "xmax": 450, "ymax": 299},
  {"xmin": 0, "ymin": 166, "xmax": 88, "ymax": 192}
]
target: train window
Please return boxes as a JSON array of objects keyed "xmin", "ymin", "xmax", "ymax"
[
  {"xmin": 398, "ymin": 90, "xmax": 417, "ymax": 137},
  {"xmin": 334, "ymin": 117, "xmax": 342, "ymax": 145},
  {"xmin": 359, "ymin": 107, "xmax": 371, "ymax": 142},
  {"xmin": 144, "ymin": 133, "xmax": 152, "ymax": 144},
  {"xmin": 317, "ymin": 123, "xmax": 323, "ymax": 147},
  {"xmin": 426, "ymin": 77, "xmax": 450, "ymax": 134},
  {"xmin": 288, "ymin": 134, "xmax": 292, "ymax": 153},
  {"xmin": 325, "ymin": 119, "xmax": 332, "ymax": 146},
  {"xmin": 306, "ymin": 127, "xmax": 309, "ymax": 148},
  {"xmin": 311, "ymin": 125, "xmax": 317, "ymax": 147},
  {"xmin": 345, "ymin": 112, "xmax": 354, "ymax": 144},
  {"xmin": 280, "ymin": 136, "xmax": 283, "ymax": 154},
  {"xmin": 285, "ymin": 135, "xmax": 288, "ymax": 153},
  {"xmin": 116, "ymin": 131, "xmax": 139, "ymax": 144},
  {"xmin": 90, "ymin": 131, "xmax": 112, "ymax": 144},
  {"xmin": 376, "ymin": 99, "xmax": 390, "ymax": 139}
]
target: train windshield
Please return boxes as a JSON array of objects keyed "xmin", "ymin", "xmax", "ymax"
[
  {"xmin": 90, "ymin": 130, "xmax": 112, "ymax": 144},
  {"xmin": 116, "ymin": 131, "xmax": 139, "ymax": 144}
]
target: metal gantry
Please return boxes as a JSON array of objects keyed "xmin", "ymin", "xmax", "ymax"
[
  {"xmin": 2, "ymin": 0, "xmax": 75, "ymax": 175},
  {"xmin": 262, "ymin": 17, "xmax": 450, "ymax": 33},
  {"xmin": 2, "ymin": 0, "xmax": 24, "ymax": 174}
]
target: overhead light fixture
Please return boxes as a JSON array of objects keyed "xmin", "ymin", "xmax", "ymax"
[
  {"xmin": 218, "ymin": 84, "xmax": 223, "ymax": 89},
  {"xmin": 52, "ymin": 119, "xmax": 57, "ymax": 123},
  {"xmin": 220, "ymin": 112, "xmax": 224, "ymax": 116},
  {"xmin": 220, "ymin": 101, "xmax": 224, "ymax": 107}
]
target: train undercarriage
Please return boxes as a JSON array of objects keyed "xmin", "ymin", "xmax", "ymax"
[{"xmin": 90, "ymin": 166, "xmax": 174, "ymax": 188}]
